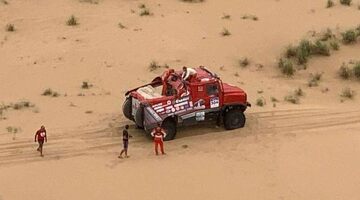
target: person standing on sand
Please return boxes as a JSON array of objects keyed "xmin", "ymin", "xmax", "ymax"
[
  {"xmin": 34, "ymin": 125, "xmax": 47, "ymax": 157},
  {"xmin": 151, "ymin": 123, "xmax": 167, "ymax": 155},
  {"xmin": 118, "ymin": 125, "xmax": 132, "ymax": 159}
]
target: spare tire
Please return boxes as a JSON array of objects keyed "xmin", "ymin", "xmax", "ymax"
[
  {"xmin": 122, "ymin": 97, "xmax": 133, "ymax": 120},
  {"xmin": 134, "ymin": 107, "xmax": 144, "ymax": 128}
]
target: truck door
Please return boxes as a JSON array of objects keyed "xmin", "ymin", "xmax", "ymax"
[{"xmin": 204, "ymin": 83, "xmax": 220, "ymax": 110}]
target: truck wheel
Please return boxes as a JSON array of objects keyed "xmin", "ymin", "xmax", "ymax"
[
  {"xmin": 224, "ymin": 109, "xmax": 245, "ymax": 130},
  {"xmin": 122, "ymin": 97, "xmax": 133, "ymax": 120},
  {"xmin": 162, "ymin": 119, "xmax": 177, "ymax": 141},
  {"xmin": 134, "ymin": 108, "xmax": 144, "ymax": 129}
]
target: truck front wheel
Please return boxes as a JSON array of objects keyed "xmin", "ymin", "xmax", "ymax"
[
  {"xmin": 162, "ymin": 119, "xmax": 177, "ymax": 141},
  {"xmin": 224, "ymin": 109, "xmax": 246, "ymax": 130}
]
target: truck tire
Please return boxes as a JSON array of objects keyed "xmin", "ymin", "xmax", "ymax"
[
  {"xmin": 224, "ymin": 109, "xmax": 245, "ymax": 130},
  {"xmin": 122, "ymin": 97, "xmax": 133, "ymax": 120},
  {"xmin": 134, "ymin": 108, "xmax": 144, "ymax": 128},
  {"xmin": 162, "ymin": 119, "xmax": 177, "ymax": 141}
]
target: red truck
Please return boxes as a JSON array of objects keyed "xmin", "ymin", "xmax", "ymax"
[{"xmin": 123, "ymin": 66, "xmax": 251, "ymax": 140}]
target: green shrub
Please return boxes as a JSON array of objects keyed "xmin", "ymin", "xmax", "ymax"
[
  {"xmin": 341, "ymin": 29, "xmax": 357, "ymax": 44},
  {"xmin": 353, "ymin": 62, "xmax": 360, "ymax": 79},
  {"xmin": 327, "ymin": 0, "xmax": 335, "ymax": 8},
  {"xmin": 296, "ymin": 40, "xmax": 312, "ymax": 64},
  {"xmin": 339, "ymin": 63, "xmax": 352, "ymax": 79},
  {"xmin": 311, "ymin": 40, "xmax": 330, "ymax": 56},
  {"xmin": 340, "ymin": 0, "xmax": 351, "ymax": 6},
  {"xmin": 67, "ymin": 15, "xmax": 78, "ymax": 26},
  {"xmin": 278, "ymin": 58, "xmax": 295, "ymax": 76},
  {"xmin": 5, "ymin": 24, "xmax": 15, "ymax": 32},
  {"xmin": 330, "ymin": 41, "xmax": 340, "ymax": 50}
]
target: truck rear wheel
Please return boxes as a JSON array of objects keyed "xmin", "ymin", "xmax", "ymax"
[
  {"xmin": 224, "ymin": 109, "xmax": 245, "ymax": 130},
  {"xmin": 162, "ymin": 119, "xmax": 177, "ymax": 141},
  {"xmin": 122, "ymin": 97, "xmax": 133, "ymax": 120}
]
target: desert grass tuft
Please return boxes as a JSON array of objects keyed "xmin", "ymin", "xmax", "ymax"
[
  {"xmin": 256, "ymin": 97, "xmax": 266, "ymax": 107},
  {"xmin": 278, "ymin": 58, "xmax": 295, "ymax": 76},
  {"xmin": 139, "ymin": 8, "xmax": 151, "ymax": 16},
  {"xmin": 308, "ymin": 72, "xmax": 322, "ymax": 87},
  {"xmin": 339, "ymin": 63, "xmax": 352, "ymax": 79},
  {"xmin": 79, "ymin": 0, "xmax": 99, "ymax": 4},
  {"xmin": 118, "ymin": 22, "xmax": 126, "ymax": 29},
  {"xmin": 340, "ymin": 0, "xmax": 351, "ymax": 6},
  {"xmin": 353, "ymin": 62, "xmax": 360, "ymax": 79},
  {"xmin": 67, "ymin": 15, "xmax": 78, "ymax": 26},
  {"xmin": 285, "ymin": 45, "xmax": 297, "ymax": 58},
  {"xmin": 5, "ymin": 24, "xmax": 15, "ymax": 32},
  {"xmin": 42, "ymin": 88, "xmax": 60, "ymax": 97},
  {"xmin": 284, "ymin": 94, "xmax": 300, "ymax": 104},
  {"xmin": 221, "ymin": 28, "xmax": 231, "ymax": 36},
  {"xmin": 180, "ymin": 0, "xmax": 204, "ymax": 3},
  {"xmin": 327, "ymin": 0, "xmax": 335, "ymax": 7},
  {"xmin": 341, "ymin": 29, "xmax": 358, "ymax": 44},
  {"xmin": 330, "ymin": 40, "xmax": 340, "ymax": 50},
  {"xmin": 221, "ymin": 13, "xmax": 231, "ymax": 20},
  {"xmin": 340, "ymin": 87, "xmax": 355, "ymax": 99},
  {"xmin": 81, "ymin": 81, "xmax": 93, "ymax": 89},
  {"xmin": 149, "ymin": 61, "xmax": 161, "ymax": 71},
  {"xmin": 239, "ymin": 57, "xmax": 249, "ymax": 67},
  {"xmin": 311, "ymin": 40, "xmax": 330, "ymax": 56}
]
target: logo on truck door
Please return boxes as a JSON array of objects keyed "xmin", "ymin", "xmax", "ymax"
[{"xmin": 210, "ymin": 97, "xmax": 219, "ymax": 108}]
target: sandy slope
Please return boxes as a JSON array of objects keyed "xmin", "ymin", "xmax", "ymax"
[{"xmin": 1, "ymin": 0, "xmax": 360, "ymax": 199}]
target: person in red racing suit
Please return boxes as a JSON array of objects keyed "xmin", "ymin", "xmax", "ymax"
[
  {"xmin": 151, "ymin": 124, "xmax": 167, "ymax": 155},
  {"xmin": 34, "ymin": 125, "xmax": 47, "ymax": 157}
]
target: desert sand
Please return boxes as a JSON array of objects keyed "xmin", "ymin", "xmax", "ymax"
[{"xmin": 1, "ymin": 0, "xmax": 360, "ymax": 199}]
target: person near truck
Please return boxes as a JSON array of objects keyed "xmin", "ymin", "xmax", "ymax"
[
  {"xmin": 119, "ymin": 124, "xmax": 132, "ymax": 159},
  {"xmin": 34, "ymin": 125, "xmax": 47, "ymax": 157},
  {"xmin": 182, "ymin": 66, "xmax": 197, "ymax": 81},
  {"xmin": 151, "ymin": 123, "xmax": 167, "ymax": 155}
]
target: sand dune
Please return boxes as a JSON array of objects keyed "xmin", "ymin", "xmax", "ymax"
[{"xmin": 1, "ymin": 0, "xmax": 360, "ymax": 199}]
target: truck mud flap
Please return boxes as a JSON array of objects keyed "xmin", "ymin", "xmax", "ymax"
[{"xmin": 143, "ymin": 107, "xmax": 163, "ymax": 131}]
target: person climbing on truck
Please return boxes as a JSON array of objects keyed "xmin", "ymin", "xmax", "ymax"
[{"xmin": 182, "ymin": 66, "xmax": 197, "ymax": 82}]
